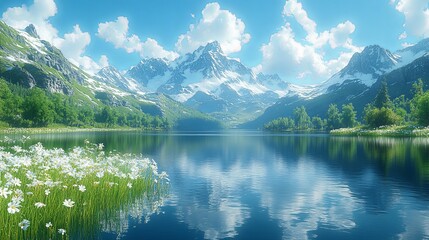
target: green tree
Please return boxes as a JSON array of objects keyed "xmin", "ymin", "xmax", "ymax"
[
  {"xmin": 22, "ymin": 88, "xmax": 54, "ymax": 127},
  {"xmin": 374, "ymin": 81, "xmax": 392, "ymax": 108},
  {"xmin": 416, "ymin": 91, "xmax": 429, "ymax": 126},
  {"xmin": 327, "ymin": 104, "xmax": 341, "ymax": 130},
  {"xmin": 341, "ymin": 103, "xmax": 357, "ymax": 128},
  {"xmin": 78, "ymin": 107, "xmax": 95, "ymax": 126},
  {"xmin": 411, "ymin": 79, "xmax": 425, "ymax": 122},
  {"xmin": 392, "ymin": 95, "xmax": 408, "ymax": 123},
  {"xmin": 293, "ymin": 106, "xmax": 311, "ymax": 130},
  {"xmin": 311, "ymin": 116, "xmax": 324, "ymax": 130},
  {"xmin": 0, "ymin": 79, "xmax": 19, "ymax": 125},
  {"xmin": 364, "ymin": 106, "xmax": 401, "ymax": 128},
  {"xmin": 63, "ymin": 99, "xmax": 79, "ymax": 126}
]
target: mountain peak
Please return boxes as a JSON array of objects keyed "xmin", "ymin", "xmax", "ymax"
[
  {"xmin": 341, "ymin": 44, "xmax": 398, "ymax": 77},
  {"xmin": 205, "ymin": 41, "xmax": 222, "ymax": 52},
  {"xmin": 24, "ymin": 24, "xmax": 39, "ymax": 39},
  {"xmin": 195, "ymin": 41, "xmax": 224, "ymax": 55}
]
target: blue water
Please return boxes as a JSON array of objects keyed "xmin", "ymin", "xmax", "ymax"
[{"xmin": 25, "ymin": 131, "xmax": 429, "ymax": 239}]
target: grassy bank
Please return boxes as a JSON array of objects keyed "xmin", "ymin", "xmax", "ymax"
[
  {"xmin": 330, "ymin": 125, "xmax": 429, "ymax": 137},
  {"xmin": 0, "ymin": 138, "xmax": 169, "ymax": 239},
  {"xmin": 0, "ymin": 126, "xmax": 160, "ymax": 135}
]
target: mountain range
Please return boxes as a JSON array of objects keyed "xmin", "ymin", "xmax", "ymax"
[{"xmin": 0, "ymin": 20, "xmax": 428, "ymax": 129}]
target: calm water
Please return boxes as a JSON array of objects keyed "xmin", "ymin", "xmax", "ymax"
[{"xmin": 12, "ymin": 131, "xmax": 429, "ymax": 239}]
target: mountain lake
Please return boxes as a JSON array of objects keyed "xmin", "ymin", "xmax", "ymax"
[{"xmin": 2, "ymin": 130, "xmax": 429, "ymax": 240}]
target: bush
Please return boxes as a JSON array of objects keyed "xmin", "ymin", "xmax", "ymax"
[{"xmin": 364, "ymin": 107, "xmax": 401, "ymax": 128}]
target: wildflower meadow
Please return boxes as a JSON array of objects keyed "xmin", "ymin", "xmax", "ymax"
[{"xmin": 0, "ymin": 136, "xmax": 169, "ymax": 239}]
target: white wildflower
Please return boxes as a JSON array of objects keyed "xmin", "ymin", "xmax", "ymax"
[
  {"xmin": 127, "ymin": 182, "xmax": 132, "ymax": 189},
  {"xmin": 18, "ymin": 219, "xmax": 30, "ymax": 230},
  {"xmin": 63, "ymin": 199, "xmax": 75, "ymax": 208},
  {"xmin": 46, "ymin": 222, "xmax": 52, "ymax": 228},
  {"xmin": 35, "ymin": 202, "xmax": 46, "ymax": 208},
  {"xmin": 7, "ymin": 202, "xmax": 20, "ymax": 214},
  {"xmin": 78, "ymin": 185, "xmax": 86, "ymax": 192},
  {"xmin": 0, "ymin": 187, "xmax": 12, "ymax": 198},
  {"xmin": 58, "ymin": 228, "xmax": 66, "ymax": 235},
  {"xmin": 45, "ymin": 189, "xmax": 50, "ymax": 196},
  {"xmin": 98, "ymin": 143, "xmax": 104, "ymax": 150},
  {"xmin": 9, "ymin": 177, "xmax": 21, "ymax": 187}
]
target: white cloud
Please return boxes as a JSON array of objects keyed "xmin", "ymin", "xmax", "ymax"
[
  {"xmin": 283, "ymin": 0, "xmax": 317, "ymax": 41},
  {"xmin": 399, "ymin": 31, "xmax": 408, "ymax": 40},
  {"xmin": 2, "ymin": 0, "xmax": 105, "ymax": 75},
  {"xmin": 54, "ymin": 25, "xmax": 105, "ymax": 74},
  {"xmin": 2, "ymin": 0, "xmax": 58, "ymax": 43},
  {"xmin": 258, "ymin": 0, "xmax": 361, "ymax": 84},
  {"xmin": 97, "ymin": 16, "xmax": 178, "ymax": 61},
  {"xmin": 394, "ymin": 0, "xmax": 429, "ymax": 37},
  {"xmin": 99, "ymin": 55, "xmax": 109, "ymax": 68},
  {"xmin": 259, "ymin": 24, "xmax": 327, "ymax": 81},
  {"xmin": 175, "ymin": 2, "xmax": 251, "ymax": 55},
  {"xmin": 329, "ymin": 21, "xmax": 356, "ymax": 49}
]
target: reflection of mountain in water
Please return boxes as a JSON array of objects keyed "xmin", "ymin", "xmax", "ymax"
[{"xmin": 26, "ymin": 132, "xmax": 429, "ymax": 239}]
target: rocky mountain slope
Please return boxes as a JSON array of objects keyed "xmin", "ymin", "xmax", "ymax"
[
  {"xmin": 0, "ymin": 21, "xmax": 215, "ymax": 126},
  {"xmin": 243, "ymin": 40, "xmax": 429, "ymax": 128}
]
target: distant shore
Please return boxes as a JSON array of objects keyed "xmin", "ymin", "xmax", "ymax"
[
  {"xmin": 330, "ymin": 125, "xmax": 429, "ymax": 137},
  {"xmin": 0, "ymin": 127, "xmax": 153, "ymax": 134}
]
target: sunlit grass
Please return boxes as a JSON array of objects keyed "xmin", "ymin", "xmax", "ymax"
[{"xmin": 0, "ymin": 137, "xmax": 169, "ymax": 239}]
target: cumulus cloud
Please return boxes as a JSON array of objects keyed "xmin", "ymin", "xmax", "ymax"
[
  {"xmin": 2, "ymin": 0, "xmax": 105, "ymax": 74},
  {"xmin": 2, "ymin": 0, "xmax": 58, "ymax": 43},
  {"xmin": 97, "ymin": 16, "xmax": 178, "ymax": 61},
  {"xmin": 175, "ymin": 2, "xmax": 251, "ymax": 55},
  {"xmin": 258, "ymin": 0, "xmax": 361, "ymax": 84},
  {"xmin": 283, "ymin": 0, "xmax": 317, "ymax": 41},
  {"xmin": 394, "ymin": 0, "xmax": 429, "ymax": 37}
]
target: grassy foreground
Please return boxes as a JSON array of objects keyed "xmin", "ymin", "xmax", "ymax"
[
  {"xmin": 0, "ymin": 137, "xmax": 169, "ymax": 239},
  {"xmin": 330, "ymin": 125, "xmax": 429, "ymax": 137}
]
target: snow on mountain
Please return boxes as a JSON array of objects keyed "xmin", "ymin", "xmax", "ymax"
[
  {"xmin": 95, "ymin": 66, "xmax": 145, "ymax": 95},
  {"xmin": 127, "ymin": 41, "xmax": 290, "ymax": 115},
  {"xmin": 308, "ymin": 40, "xmax": 429, "ymax": 99}
]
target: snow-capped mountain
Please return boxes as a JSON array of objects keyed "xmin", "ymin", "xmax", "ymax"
[
  {"xmin": 127, "ymin": 41, "xmax": 289, "ymax": 118},
  {"xmin": 127, "ymin": 58, "xmax": 170, "ymax": 88},
  {"xmin": 95, "ymin": 66, "xmax": 145, "ymax": 95},
  {"xmin": 243, "ymin": 38, "xmax": 429, "ymax": 128}
]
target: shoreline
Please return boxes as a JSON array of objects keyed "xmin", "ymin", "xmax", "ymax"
[
  {"xmin": 330, "ymin": 126, "xmax": 429, "ymax": 137},
  {"xmin": 0, "ymin": 127, "xmax": 163, "ymax": 134}
]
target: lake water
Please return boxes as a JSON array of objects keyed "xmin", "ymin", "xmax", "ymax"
[{"xmin": 15, "ymin": 131, "xmax": 429, "ymax": 239}]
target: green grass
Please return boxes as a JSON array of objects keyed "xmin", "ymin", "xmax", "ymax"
[
  {"xmin": 0, "ymin": 138, "xmax": 169, "ymax": 239},
  {"xmin": 330, "ymin": 125, "xmax": 429, "ymax": 137}
]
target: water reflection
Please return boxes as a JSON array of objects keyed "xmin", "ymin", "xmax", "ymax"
[{"xmin": 6, "ymin": 132, "xmax": 429, "ymax": 239}]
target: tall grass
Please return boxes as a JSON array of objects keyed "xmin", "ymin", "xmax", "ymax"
[{"xmin": 0, "ymin": 137, "xmax": 169, "ymax": 239}]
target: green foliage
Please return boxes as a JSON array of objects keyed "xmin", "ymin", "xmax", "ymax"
[
  {"xmin": 22, "ymin": 88, "xmax": 54, "ymax": 127},
  {"xmin": 293, "ymin": 106, "xmax": 311, "ymax": 130},
  {"xmin": 327, "ymin": 104, "xmax": 341, "ymax": 130},
  {"xmin": 374, "ymin": 81, "xmax": 392, "ymax": 108},
  {"xmin": 341, "ymin": 103, "xmax": 357, "ymax": 128},
  {"xmin": 416, "ymin": 91, "xmax": 429, "ymax": 126},
  {"xmin": 364, "ymin": 106, "xmax": 401, "ymax": 128},
  {"xmin": 175, "ymin": 117, "xmax": 223, "ymax": 131},
  {"xmin": 311, "ymin": 116, "xmax": 325, "ymax": 130},
  {"xmin": 264, "ymin": 117, "xmax": 295, "ymax": 131}
]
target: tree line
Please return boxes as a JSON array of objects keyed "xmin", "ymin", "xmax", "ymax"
[
  {"xmin": 0, "ymin": 78, "xmax": 170, "ymax": 129},
  {"xmin": 264, "ymin": 79, "xmax": 429, "ymax": 131}
]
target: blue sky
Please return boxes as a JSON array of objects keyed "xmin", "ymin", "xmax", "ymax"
[{"xmin": 0, "ymin": 0, "xmax": 426, "ymax": 84}]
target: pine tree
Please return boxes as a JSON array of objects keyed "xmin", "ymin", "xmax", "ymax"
[{"xmin": 374, "ymin": 81, "xmax": 391, "ymax": 108}]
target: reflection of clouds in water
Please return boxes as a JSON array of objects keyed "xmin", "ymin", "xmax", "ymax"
[
  {"xmin": 157, "ymin": 135, "xmax": 429, "ymax": 240},
  {"xmin": 170, "ymin": 157, "xmax": 252, "ymax": 239},
  {"xmin": 397, "ymin": 207, "xmax": 429, "ymax": 239},
  {"xmin": 169, "ymin": 151, "xmax": 360, "ymax": 239},
  {"xmin": 256, "ymin": 158, "xmax": 358, "ymax": 240}
]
